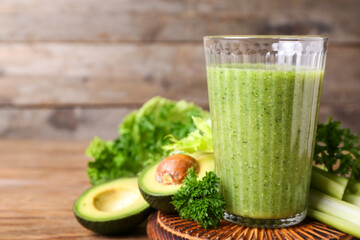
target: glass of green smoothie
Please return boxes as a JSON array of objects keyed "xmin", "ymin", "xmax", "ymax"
[{"xmin": 204, "ymin": 36, "xmax": 328, "ymax": 228}]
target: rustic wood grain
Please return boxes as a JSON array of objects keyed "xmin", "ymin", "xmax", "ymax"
[
  {"xmin": 0, "ymin": 0, "xmax": 358, "ymax": 140},
  {"xmin": 1, "ymin": 141, "xmax": 356, "ymax": 239},
  {"xmin": 0, "ymin": 140, "xmax": 148, "ymax": 240},
  {"xmin": 0, "ymin": 103, "xmax": 359, "ymax": 140},
  {"xmin": 0, "ymin": 44, "xmax": 359, "ymax": 107},
  {"xmin": 0, "ymin": 43, "xmax": 207, "ymax": 107},
  {"xmin": 0, "ymin": 0, "xmax": 359, "ymax": 43},
  {"xmin": 0, "ymin": 107, "xmax": 134, "ymax": 140}
]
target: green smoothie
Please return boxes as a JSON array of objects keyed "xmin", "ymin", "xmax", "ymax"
[{"xmin": 207, "ymin": 64, "xmax": 323, "ymax": 220}]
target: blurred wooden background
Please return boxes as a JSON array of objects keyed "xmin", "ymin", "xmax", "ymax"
[{"xmin": 0, "ymin": 0, "xmax": 359, "ymax": 140}]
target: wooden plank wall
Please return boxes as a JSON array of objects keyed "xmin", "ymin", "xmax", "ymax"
[{"xmin": 0, "ymin": 0, "xmax": 359, "ymax": 140}]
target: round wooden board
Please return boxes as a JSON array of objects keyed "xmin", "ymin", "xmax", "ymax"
[{"xmin": 147, "ymin": 211, "xmax": 354, "ymax": 240}]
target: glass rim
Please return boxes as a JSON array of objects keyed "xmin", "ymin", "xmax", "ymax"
[{"xmin": 204, "ymin": 35, "xmax": 329, "ymax": 41}]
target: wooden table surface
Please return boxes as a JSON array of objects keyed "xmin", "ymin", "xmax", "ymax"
[
  {"xmin": 1, "ymin": 140, "xmax": 356, "ymax": 240},
  {"xmin": 0, "ymin": 140, "xmax": 148, "ymax": 240}
]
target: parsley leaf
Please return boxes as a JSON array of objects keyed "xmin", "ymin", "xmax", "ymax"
[
  {"xmin": 314, "ymin": 117, "xmax": 360, "ymax": 180},
  {"xmin": 171, "ymin": 168, "xmax": 225, "ymax": 229}
]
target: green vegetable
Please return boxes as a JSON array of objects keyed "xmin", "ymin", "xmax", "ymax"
[
  {"xmin": 344, "ymin": 179, "xmax": 360, "ymax": 207},
  {"xmin": 347, "ymin": 179, "xmax": 360, "ymax": 195},
  {"xmin": 343, "ymin": 192, "xmax": 360, "ymax": 207},
  {"xmin": 310, "ymin": 166, "xmax": 348, "ymax": 199},
  {"xmin": 308, "ymin": 189, "xmax": 360, "ymax": 238},
  {"xmin": 314, "ymin": 117, "xmax": 360, "ymax": 180},
  {"xmin": 309, "ymin": 167, "xmax": 360, "ymax": 236},
  {"xmin": 163, "ymin": 116, "xmax": 213, "ymax": 154},
  {"xmin": 309, "ymin": 189, "xmax": 360, "ymax": 225},
  {"xmin": 308, "ymin": 207, "xmax": 360, "ymax": 238},
  {"xmin": 171, "ymin": 168, "xmax": 225, "ymax": 229},
  {"xmin": 86, "ymin": 97, "xmax": 208, "ymax": 185},
  {"xmin": 73, "ymin": 177, "xmax": 152, "ymax": 235},
  {"xmin": 312, "ymin": 166, "xmax": 349, "ymax": 187}
]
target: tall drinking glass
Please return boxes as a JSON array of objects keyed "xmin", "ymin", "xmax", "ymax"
[{"xmin": 204, "ymin": 36, "xmax": 328, "ymax": 228}]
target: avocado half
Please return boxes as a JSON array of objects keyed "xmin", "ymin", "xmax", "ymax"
[
  {"xmin": 73, "ymin": 177, "xmax": 153, "ymax": 235},
  {"xmin": 138, "ymin": 152, "xmax": 214, "ymax": 213}
]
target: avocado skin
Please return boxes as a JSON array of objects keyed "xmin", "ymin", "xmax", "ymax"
[
  {"xmin": 74, "ymin": 207, "xmax": 154, "ymax": 235},
  {"xmin": 139, "ymin": 185, "xmax": 176, "ymax": 214}
]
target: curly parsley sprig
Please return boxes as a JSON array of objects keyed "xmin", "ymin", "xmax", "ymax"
[
  {"xmin": 314, "ymin": 117, "xmax": 360, "ymax": 180},
  {"xmin": 171, "ymin": 168, "xmax": 225, "ymax": 229}
]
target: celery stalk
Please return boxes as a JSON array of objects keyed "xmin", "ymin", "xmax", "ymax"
[
  {"xmin": 347, "ymin": 179, "xmax": 360, "ymax": 195},
  {"xmin": 308, "ymin": 207, "xmax": 360, "ymax": 238},
  {"xmin": 310, "ymin": 168, "xmax": 347, "ymax": 199},
  {"xmin": 343, "ymin": 192, "xmax": 360, "ymax": 207},
  {"xmin": 312, "ymin": 166, "xmax": 349, "ymax": 187},
  {"xmin": 309, "ymin": 189, "xmax": 360, "ymax": 224}
]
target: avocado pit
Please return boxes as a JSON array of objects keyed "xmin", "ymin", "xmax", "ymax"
[{"xmin": 155, "ymin": 154, "xmax": 199, "ymax": 185}]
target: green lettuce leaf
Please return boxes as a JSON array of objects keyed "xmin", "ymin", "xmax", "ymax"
[
  {"xmin": 163, "ymin": 116, "xmax": 213, "ymax": 154},
  {"xmin": 86, "ymin": 96, "xmax": 208, "ymax": 185}
]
